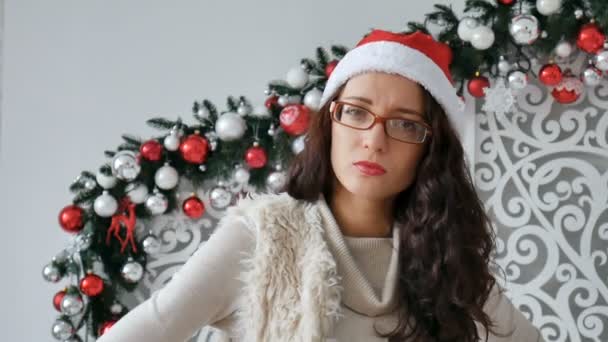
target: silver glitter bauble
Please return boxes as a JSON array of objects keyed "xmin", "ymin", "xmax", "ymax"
[
  {"xmin": 84, "ymin": 179, "xmax": 97, "ymax": 190},
  {"xmin": 163, "ymin": 133, "xmax": 181, "ymax": 151},
  {"xmin": 574, "ymin": 8, "xmax": 584, "ymax": 19},
  {"xmin": 145, "ymin": 191, "xmax": 168, "ymax": 215},
  {"xmin": 93, "ymin": 190, "xmax": 118, "ymax": 217},
  {"xmin": 121, "ymin": 260, "xmax": 144, "ymax": 283},
  {"xmin": 509, "ymin": 14, "xmax": 540, "ymax": 45},
  {"xmin": 457, "ymin": 17, "xmax": 479, "ymax": 41},
  {"xmin": 286, "ymin": 66, "xmax": 309, "ymax": 88},
  {"xmin": 51, "ymin": 319, "xmax": 74, "ymax": 340},
  {"xmin": 154, "ymin": 164, "xmax": 179, "ymax": 190},
  {"xmin": 581, "ymin": 66, "xmax": 603, "ymax": 87},
  {"xmin": 593, "ymin": 49, "xmax": 608, "ymax": 71},
  {"xmin": 266, "ymin": 171, "xmax": 287, "ymax": 193},
  {"xmin": 470, "ymin": 25, "xmax": 495, "ymax": 50},
  {"xmin": 96, "ymin": 171, "xmax": 117, "ymax": 189},
  {"xmin": 110, "ymin": 303, "xmax": 124, "ymax": 315},
  {"xmin": 215, "ymin": 112, "xmax": 247, "ymax": 141},
  {"xmin": 125, "ymin": 182, "xmax": 149, "ymax": 204},
  {"xmin": 277, "ymin": 95, "xmax": 290, "ymax": 107},
  {"xmin": 196, "ymin": 106, "xmax": 210, "ymax": 120},
  {"xmin": 497, "ymin": 56, "xmax": 511, "ymax": 75},
  {"xmin": 237, "ymin": 103, "xmax": 252, "ymax": 116},
  {"xmin": 536, "ymin": 0, "xmax": 562, "ymax": 16},
  {"xmin": 291, "ymin": 134, "xmax": 306, "ymax": 154},
  {"xmin": 303, "ymin": 88, "xmax": 323, "ymax": 111},
  {"xmin": 142, "ymin": 234, "xmax": 161, "ymax": 254},
  {"xmin": 507, "ymin": 70, "xmax": 529, "ymax": 90},
  {"xmin": 42, "ymin": 263, "xmax": 62, "ymax": 282},
  {"xmin": 60, "ymin": 293, "xmax": 84, "ymax": 316},
  {"xmin": 111, "ymin": 150, "xmax": 141, "ymax": 181},
  {"xmin": 209, "ymin": 186, "xmax": 233, "ymax": 209},
  {"xmin": 555, "ymin": 41, "xmax": 573, "ymax": 58},
  {"xmin": 233, "ymin": 168, "xmax": 250, "ymax": 184}
]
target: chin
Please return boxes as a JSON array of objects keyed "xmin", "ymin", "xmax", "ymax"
[{"xmin": 339, "ymin": 176, "xmax": 397, "ymax": 201}]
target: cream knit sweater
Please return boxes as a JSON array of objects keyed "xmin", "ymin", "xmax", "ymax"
[{"xmin": 98, "ymin": 194, "xmax": 544, "ymax": 342}]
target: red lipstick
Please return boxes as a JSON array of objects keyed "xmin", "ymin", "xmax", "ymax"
[{"xmin": 353, "ymin": 161, "xmax": 387, "ymax": 176}]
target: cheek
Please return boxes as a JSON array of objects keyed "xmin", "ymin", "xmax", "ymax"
[{"xmin": 330, "ymin": 124, "xmax": 356, "ymax": 172}]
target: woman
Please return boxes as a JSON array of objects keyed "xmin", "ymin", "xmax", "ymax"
[{"xmin": 98, "ymin": 29, "xmax": 545, "ymax": 341}]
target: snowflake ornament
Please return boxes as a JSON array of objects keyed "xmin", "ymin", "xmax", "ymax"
[{"xmin": 481, "ymin": 77, "xmax": 516, "ymax": 116}]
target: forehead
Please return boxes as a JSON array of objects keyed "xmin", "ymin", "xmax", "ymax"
[{"xmin": 339, "ymin": 72, "xmax": 425, "ymax": 107}]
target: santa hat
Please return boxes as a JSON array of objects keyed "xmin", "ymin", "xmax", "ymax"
[{"xmin": 320, "ymin": 29, "xmax": 466, "ymax": 139}]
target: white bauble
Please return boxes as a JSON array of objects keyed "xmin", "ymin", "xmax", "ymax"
[
  {"xmin": 470, "ymin": 26, "xmax": 495, "ymax": 50},
  {"xmin": 555, "ymin": 41, "xmax": 573, "ymax": 58},
  {"xmin": 95, "ymin": 171, "xmax": 116, "ymax": 189},
  {"xmin": 94, "ymin": 191, "xmax": 118, "ymax": 217},
  {"xmin": 251, "ymin": 105, "xmax": 271, "ymax": 118},
  {"xmin": 457, "ymin": 17, "xmax": 479, "ymax": 41},
  {"xmin": 277, "ymin": 95, "xmax": 290, "ymax": 107},
  {"xmin": 507, "ymin": 70, "xmax": 529, "ymax": 90},
  {"xmin": 125, "ymin": 182, "xmax": 149, "ymax": 204},
  {"xmin": 286, "ymin": 67, "xmax": 309, "ymax": 88},
  {"xmin": 163, "ymin": 133, "xmax": 180, "ymax": 151},
  {"xmin": 593, "ymin": 49, "xmax": 608, "ymax": 71},
  {"xmin": 237, "ymin": 103, "xmax": 251, "ymax": 116},
  {"xmin": 266, "ymin": 171, "xmax": 287, "ymax": 193},
  {"xmin": 303, "ymin": 88, "xmax": 323, "ymax": 111},
  {"xmin": 215, "ymin": 112, "xmax": 247, "ymax": 141},
  {"xmin": 291, "ymin": 134, "xmax": 306, "ymax": 154},
  {"xmin": 288, "ymin": 94, "xmax": 302, "ymax": 104},
  {"xmin": 536, "ymin": 0, "xmax": 562, "ymax": 16},
  {"xmin": 234, "ymin": 168, "xmax": 251, "ymax": 184},
  {"xmin": 154, "ymin": 164, "xmax": 179, "ymax": 190},
  {"xmin": 498, "ymin": 57, "xmax": 511, "ymax": 75}
]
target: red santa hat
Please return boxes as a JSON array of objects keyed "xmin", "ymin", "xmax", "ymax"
[{"xmin": 320, "ymin": 29, "xmax": 466, "ymax": 139}]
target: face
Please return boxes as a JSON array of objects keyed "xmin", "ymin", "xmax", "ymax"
[{"xmin": 330, "ymin": 72, "xmax": 429, "ymax": 201}]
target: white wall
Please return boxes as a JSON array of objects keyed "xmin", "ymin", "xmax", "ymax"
[{"xmin": 0, "ymin": 0, "xmax": 465, "ymax": 340}]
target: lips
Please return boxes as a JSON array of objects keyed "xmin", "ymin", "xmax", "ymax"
[{"xmin": 353, "ymin": 161, "xmax": 387, "ymax": 176}]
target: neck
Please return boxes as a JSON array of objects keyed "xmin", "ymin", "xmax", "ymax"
[{"xmin": 327, "ymin": 184, "xmax": 395, "ymax": 238}]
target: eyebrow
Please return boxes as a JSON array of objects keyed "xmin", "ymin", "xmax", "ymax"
[{"xmin": 341, "ymin": 95, "xmax": 425, "ymax": 118}]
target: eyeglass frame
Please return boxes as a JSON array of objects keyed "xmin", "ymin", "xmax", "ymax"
[{"xmin": 329, "ymin": 100, "xmax": 433, "ymax": 144}]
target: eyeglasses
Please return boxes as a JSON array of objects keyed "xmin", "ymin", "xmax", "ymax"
[{"xmin": 329, "ymin": 100, "xmax": 432, "ymax": 144}]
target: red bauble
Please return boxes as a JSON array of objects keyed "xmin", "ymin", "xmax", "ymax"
[
  {"xmin": 53, "ymin": 290, "xmax": 66, "ymax": 311},
  {"xmin": 279, "ymin": 104, "xmax": 310, "ymax": 136},
  {"xmin": 265, "ymin": 95, "xmax": 279, "ymax": 109},
  {"xmin": 577, "ymin": 23, "xmax": 606, "ymax": 54},
  {"xmin": 139, "ymin": 140, "xmax": 163, "ymax": 162},
  {"xmin": 98, "ymin": 320, "xmax": 117, "ymax": 336},
  {"xmin": 539, "ymin": 64, "xmax": 563, "ymax": 86},
  {"xmin": 551, "ymin": 76, "xmax": 583, "ymax": 104},
  {"xmin": 179, "ymin": 134, "xmax": 209, "ymax": 164},
  {"xmin": 497, "ymin": 0, "xmax": 516, "ymax": 4},
  {"xmin": 325, "ymin": 60, "xmax": 338, "ymax": 78},
  {"xmin": 245, "ymin": 146, "xmax": 268, "ymax": 169},
  {"xmin": 467, "ymin": 76, "xmax": 490, "ymax": 98},
  {"xmin": 58, "ymin": 205, "xmax": 84, "ymax": 233},
  {"xmin": 182, "ymin": 195, "xmax": 205, "ymax": 219},
  {"xmin": 80, "ymin": 274, "xmax": 105, "ymax": 297}
]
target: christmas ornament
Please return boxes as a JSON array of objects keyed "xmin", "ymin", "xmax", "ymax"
[
  {"xmin": 536, "ymin": 0, "xmax": 562, "ymax": 15},
  {"xmin": 234, "ymin": 167, "xmax": 250, "ymax": 184},
  {"xmin": 286, "ymin": 66, "xmax": 309, "ymax": 88},
  {"xmin": 264, "ymin": 95, "xmax": 279, "ymax": 109},
  {"xmin": 142, "ymin": 234, "xmax": 161, "ymax": 254},
  {"xmin": 111, "ymin": 150, "xmax": 141, "ymax": 181},
  {"xmin": 145, "ymin": 191, "xmax": 168, "ymax": 215},
  {"xmin": 467, "ymin": 75, "xmax": 490, "ymax": 98},
  {"xmin": 125, "ymin": 182, "xmax": 149, "ymax": 204},
  {"xmin": 106, "ymin": 197, "xmax": 138, "ymax": 253},
  {"xmin": 84, "ymin": 179, "xmax": 96, "ymax": 190},
  {"xmin": 110, "ymin": 302, "xmax": 124, "ymax": 315},
  {"xmin": 291, "ymin": 134, "xmax": 306, "ymax": 154},
  {"xmin": 277, "ymin": 95, "xmax": 290, "ymax": 107},
  {"xmin": 577, "ymin": 23, "xmax": 605, "ymax": 54},
  {"xmin": 60, "ymin": 292, "xmax": 84, "ymax": 316},
  {"xmin": 215, "ymin": 112, "xmax": 247, "ymax": 141},
  {"xmin": 98, "ymin": 320, "xmax": 117, "ymax": 336},
  {"xmin": 121, "ymin": 259, "xmax": 144, "ymax": 283},
  {"xmin": 245, "ymin": 144, "xmax": 268, "ymax": 169},
  {"xmin": 204, "ymin": 131, "xmax": 219, "ymax": 151},
  {"xmin": 74, "ymin": 232, "xmax": 93, "ymax": 251},
  {"xmin": 509, "ymin": 14, "xmax": 540, "ymax": 45},
  {"xmin": 179, "ymin": 134, "xmax": 209, "ymax": 164},
  {"xmin": 94, "ymin": 191, "xmax": 118, "ymax": 217},
  {"xmin": 539, "ymin": 63, "xmax": 563, "ymax": 85},
  {"xmin": 251, "ymin": 105, "xmax": 271, "ymax": 118},
  {"xmin": 95, "ymin": 171, "xmax": 117, "ymax": 189},
  {"xmin": 195, "ymin": 105, "xmax": 210, "ymax": 120},
  {"xmin": 498, "ymin": 0, "xmax": 516, "ymax": 5},
  {"xmin": 555, "ymin": 41, "xmax": 574, "ymax": 58},
  {"xmin": 279, "ymin": 104, "xmax": 310, "ymax": 135},
  {"xmin": 574, "ymin": 9, "xmax": 584, "ymax": 19},
  {"xmin": 58, "ymin": 205, "xmax": 84, "ymax": 233},
  {"xmin": 139, "ymin": 140, "xmax": 163, "ymax": 162},
  {"xmin": 42, "ymin": 263, "xmax": 62, "ymax": 282},
  {"xmin": 325, "ymin": 60, "xmax": 338, "ymax": 78},
  {"xmin": 154, "ymin": 163, "xmax": 179, "ymax": 190},
  {"xmin": 470, "ymin": 26, "xmax": 495, "ymax": 50},
  {"xmin": 183, "ymin": 195, "xmax": 205, "ymax": 219},
  {"xmin": 303, "ymin": 88, "xmax": 323, "ymax": 111},
  {"xmin": 457, "ymin": 17, "xmax": 479, "ymax": 42},
  {"xmin": 593, "ymin": 48, "xmax": 608, "ymax": 71},
  {"xmin": 51, "ymin": 319, "xmax": 74, "ymax": 340},
  {"xmin": 209, "ymin": 186, "xmax": 233, "ymax": 209},
  {"xmin": 266, "ymin": 170, "xmax": 287, "ymax": 193},
  {"xmin": 551, "ymin": 75, "xmax": 583, "ymax": 103},
  {"xmin": 80, "ymin": 274, "xmax": 104, "ymax": 297},
  {"xmin": 482, "ymin": 78, "xmax": 516, "ymax": 116},
  {"xmin": 53, "ymin": 290, "xmax": 66, "ymax": 311},
  {"xmin": 237, "ymin": 102, "xmax": 252, "ymax": 116},
  {"xmin": 163, "ymin": 131, "xmax": 181, "ymax": 151},
  {"xmin": 497, "ymin": 56, "xmax": 511, "ymax": 75},
  {"xmin": 507, "ymin": 70, "xmax": 529, "ymax": 90},
  {"xmin": 581, "ymin": 65, "xmax": 603, "ymax": 86}
]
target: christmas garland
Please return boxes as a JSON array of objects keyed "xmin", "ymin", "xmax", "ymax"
[{"xmin": 44, "ymin": 0, "xmax": 608, "ymax": 340}]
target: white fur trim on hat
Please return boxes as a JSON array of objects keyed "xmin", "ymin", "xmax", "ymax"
[{"xmin": 320, "ymin": 41, "xmax": 467, "ymax": 140}]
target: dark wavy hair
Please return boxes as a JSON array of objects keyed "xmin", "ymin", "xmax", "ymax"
[{"xmin": 285, "ymin": 84, "xmax": 508, "ymax": 341}]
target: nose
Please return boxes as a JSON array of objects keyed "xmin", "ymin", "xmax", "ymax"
[{"xmin": 362, "ymin": 121, "xmax": 388, "ymax": 152}]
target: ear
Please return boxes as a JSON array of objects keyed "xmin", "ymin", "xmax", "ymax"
[{"xmin": 329, "ymin": 101, "xmax": 335, "ymax": 113}]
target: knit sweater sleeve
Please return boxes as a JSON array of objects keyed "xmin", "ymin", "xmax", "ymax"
[{"xmin": 97, "ymin": 214, "xmax": 254, "ymax": 342}]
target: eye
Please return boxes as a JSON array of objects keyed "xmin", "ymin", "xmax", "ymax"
[{"xmin": 343, "ymin": 105, "xmax": 364, "ymax": 116}]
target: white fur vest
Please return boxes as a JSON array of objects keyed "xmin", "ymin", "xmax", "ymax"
[{"xmin": 221, "ymin": 191, "xmax": 344, "ymax": 342}]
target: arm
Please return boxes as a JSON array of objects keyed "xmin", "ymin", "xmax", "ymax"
[{"xmin": 97, "ymin": 214, "xmax": 254, "ymax": 342}]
